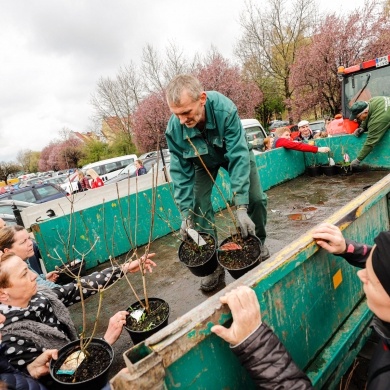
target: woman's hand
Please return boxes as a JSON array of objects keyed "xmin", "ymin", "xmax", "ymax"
[
  {"xmin": 104, "ymin": 311, "xmax": 129, "ymax": 345},
  {"xmin": 211, "ymin": 286, "xmax": 262, "ymax": 346},
  {"xmin": 46, "ymin": 271, "xmax": 59, "ymax": 282},
  {"xmin": 312, "ymin": 223, "xmax": 347, "ymax": 254},
  {"xmin": 26, "ymin": 349, "xmax": 58, "ymax": 378},
  {"xmin": 122, "ymin": 253, "xmax": 157, "ymax": 274}
]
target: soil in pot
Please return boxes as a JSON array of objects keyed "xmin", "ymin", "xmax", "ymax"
[
  {"xmin": 125, "ymin": 298, "xmax": 170, "ymax": 345},
  {"xmin": 178, "ymin": 232, "xmax": 217, "ymax": 277},
  {"xmin": 51, "ymin": 338, "xmax": 113, "ymax": 389},
  {"xmin": 306, "ymin": 165, "xmax": 321, "ymax": 177},
  {"xmin": 217, "ymin": 234, "xmax": 261, "ymax": 279},
  {"xmin": 56, "ymin": 260, "xmax": 86, "ymax": 285}
]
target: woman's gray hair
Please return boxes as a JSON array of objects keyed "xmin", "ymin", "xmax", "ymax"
[{"xmin": 166, "ymin": 74, "xmax": 204, "ymax": 105}]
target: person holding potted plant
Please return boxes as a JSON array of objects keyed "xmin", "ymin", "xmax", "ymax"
[
  {"xmin": 165, "ymin": 74, "xmax": 268, "ymax": 292},
  {"xmin": 0, "ymin": 251, "xmax": 156, "ymax": 372}
]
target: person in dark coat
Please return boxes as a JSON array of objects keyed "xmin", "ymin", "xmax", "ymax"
[
  {"xmin": 313, "ymin": 223, "xmax": 390, "ymax": 390},
  {"xmin": 0, "ymin": 346, "xmax": 57, "ymax": 390},
  {"xmin": 135, "ymin": 160, "xmax": 147, "ymax": 176},
  {"xmin": 294, "ymin": 120, "xmax": 314, "ymax": 142},
  {"xmin": 211, "ymin": 286, "xmax": 312, "ymax": 389}
]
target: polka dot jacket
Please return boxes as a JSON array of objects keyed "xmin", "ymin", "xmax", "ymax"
[{"xmin": 0, "ymin": 266, "xmax": 123, "ymax": 370}]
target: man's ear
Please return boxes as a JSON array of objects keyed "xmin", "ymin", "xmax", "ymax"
[
  {"xmin": 0, "ymin": 289, "xmax": 8, "ymax": 302},
  {"xmin": 199, "ymin": 92, "xmax": 207, "ymax": 106}
]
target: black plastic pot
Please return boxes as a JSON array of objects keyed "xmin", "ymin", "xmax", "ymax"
[
  {"xmin": 50, "ymin": 338, "xmax": 113, "ymax": 390},
  {"xmin": 320, "ymin": 165, "xmax": 337, "ymax": 176},
  {"xmin": 125, "ymin": 297, "xmax": 170, "ymax": 345},
  {"xmin": 336, "ymin": 164, "xmax": 353, "ymax": 176},
  {"xmin": 217, "ymin": 234, "xmax": 261, "ymax": 280},
  {"xmin": 178, "ymin": 233, "xmax": 218, "ymax": 277},
  {"xmin": 306, "ymin": 166, "xmax": 321, "ymax": 177},
  {"xmin": 56, "ymin": 260, "xmax": 86, "ymax": 285}
]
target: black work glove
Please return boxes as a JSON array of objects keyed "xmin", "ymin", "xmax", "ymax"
[{"xmin": 236, "ymin": 206, "xmax": 255, "ymax": 238}]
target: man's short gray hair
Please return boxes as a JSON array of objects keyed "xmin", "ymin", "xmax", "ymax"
[{"xmin": 166, "ymin": 74, "xmax": 204, "ymax": 105}]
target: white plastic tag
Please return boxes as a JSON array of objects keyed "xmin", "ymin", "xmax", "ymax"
[
  {"xmin": 187, "ymin": 228, "xmax": 206, "ymax": 246},
  {"xmin": 130, "ymin": 309, "xmax": 145, "ymax": 323}
]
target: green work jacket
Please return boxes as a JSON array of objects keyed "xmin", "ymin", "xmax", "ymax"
[
  {"xmin": 358, "ymin": 96, "xmax": 390, "ymax": 161},
  {"xmin": 165, "ymin": 91, "xmax": 250, "ymax": 218}
]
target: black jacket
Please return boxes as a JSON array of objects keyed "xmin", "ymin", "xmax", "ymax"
[{"xmin": 232, "ymin": 323, "xmax": 312, "ymax": 389}]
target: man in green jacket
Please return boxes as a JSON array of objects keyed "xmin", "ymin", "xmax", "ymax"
[
  {"xmin": 349, "ymin": 96, "xmax": 390, "ymax": 166},
  {"xmin": 165, "ymin": 74, "xmax": 268, "ymax": 292}
]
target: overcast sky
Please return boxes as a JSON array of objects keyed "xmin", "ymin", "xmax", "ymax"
[{"xmin": 0, "ymin": 0, "xmax": 367, "ymax": 163}]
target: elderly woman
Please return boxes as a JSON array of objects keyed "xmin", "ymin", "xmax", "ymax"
[
  {"xmin": 0, "ymin": 251, "xmax": 156, "ymax": 372},
  {"xmin": 0, "ymin": 226, "xmax": 59, "ymax": 288}
]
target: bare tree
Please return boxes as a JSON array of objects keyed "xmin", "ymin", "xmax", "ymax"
[
  {"xmin": 16, "ymin": 150, "xmax": 32, "ymax": 172},
  {"xmin": 90, "ymin": 62, "xmax": 144, "ymax": 142},
  {"xmin": 236, "ymin": 0, "xmax": 317, "ymax": 123},
  {"xmin": 0, "ymin": 162, "xmax": 21, "ymax": 182}
]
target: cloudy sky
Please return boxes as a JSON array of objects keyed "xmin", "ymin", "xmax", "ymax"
[{"xmin": 0, "ymin": 0, "xmax": 367, "ymax": 162}]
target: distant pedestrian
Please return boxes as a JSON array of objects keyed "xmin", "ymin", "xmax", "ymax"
[
  {"xmin": 86, "ymin": 168, "xmax": 104, "ymax": 189},
  {"xmin": 135, "ymin": 160, "xmax": 147, "ymax": 176},
  {"xmin": 77, "ymin": 170, "xmax": 91, "ymax": 192}
]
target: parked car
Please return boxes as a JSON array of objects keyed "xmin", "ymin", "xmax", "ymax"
[
  {"xmin": 18, "ymin": 177, "xmax": 45, "ymax": 188},
  {"xmin": 268, "ymin": 120, "xmax": 289, "ymax": 132},
  {"xmin": 309, "ymin": 120, "xmax": 326, "ymax": 136},
  {"xmin": 105, "ymin": 157, "xmax": 170, "ymax": 185},
  {"xmin": 0, "ymin": 183, "xmax": 67, "ymax": 204},
  {"xmin": 139, "ymin": 149, "xmax": 171, "ymax": 160},
  {"xmin": 0, "ymin": 199, "xmax": 35, "ymax": 216},
  {"xmin": 241, "ymin": 119, "xmax": 268, "ymax": 150},
  {"xmin": 44, "ymin": 173, "xmax": 79, "ymax": 195}
]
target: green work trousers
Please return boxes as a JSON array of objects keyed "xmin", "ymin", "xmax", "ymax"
[{"xmin": 192, "ymin": 152, "xmax": 267, "ymax": 243}]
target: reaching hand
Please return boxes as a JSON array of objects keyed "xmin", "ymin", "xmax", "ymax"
[
  {"xmin": 236, "ymin": 207, "xmax": 255, "ymax": 238},
  {"xmin": 318, "ymin": 147, "xmax": 330, "ymax": 153},
  {"xmin": 211, "ymin": 286, "xmax": 262, "ymax": 346},
  {"xmin": 104, "ymin": 311, "xmax": 129, "ymax": 345},
  {"xmin": 26, "ymin": 349, "xmax": 58, "ymax": 379},
  {"xmin": 123, "ymin": 253, "xmax": 157, "ymax": 274},
  {"xmin": 312, "ymin": 223, "xmax": 347, "ymax": 254},
  {"xmin": 180, "ymin": 218, "xmax": 194, "ymax": 240},
  {"xmin": 350, "ymin": 158, "xmax": 361, "ymax": 167},
  {"xmin": 46, "ymin": 271, "xmax": 59, "ymax": 282}
]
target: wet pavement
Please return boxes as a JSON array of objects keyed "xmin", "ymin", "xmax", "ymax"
[{"xmin": 67, "ymin": 170, "xmax": 389, "ymax": 385}]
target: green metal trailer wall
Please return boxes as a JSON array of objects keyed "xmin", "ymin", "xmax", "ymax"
[
  {"xmin": 113, "ymin": 172, "xmax": 390, "ymax": 389},
  {"xmin": 33, "ymin": 133, "xmax": 390, "ymax": 272}
]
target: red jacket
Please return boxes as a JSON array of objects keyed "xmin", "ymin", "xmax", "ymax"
[
  {"xmin": 91, "ymin": 177, "xmax": 104, "ymax": 188},
  {"xmin": 274, "ymin": 138, "xmax": 318, "ymax": 153}
]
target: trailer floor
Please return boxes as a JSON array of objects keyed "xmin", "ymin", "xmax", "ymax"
[{"xmin": 68, "ymin": 170, "xmax": 389, "ymax": 388}]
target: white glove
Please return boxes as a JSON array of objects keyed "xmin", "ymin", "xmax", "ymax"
[
  {"xmin": 350, "ymin": 158, "xmax": 361, "ymax": 167},
  {"xmin": 180, "ymin": 218, "xmax": 193, "ymax": 240},
  {"xmin": 318, "ymin": 147, "xmax": 330, "ymax": 153},
  {"xmin": 236, "ymin": 206, "xmax": 255, "ymax": 238}
]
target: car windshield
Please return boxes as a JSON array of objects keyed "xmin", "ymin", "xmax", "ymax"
[{"xmin": 118, "ymin": 163, "xmax": 137, "ymax": 176}]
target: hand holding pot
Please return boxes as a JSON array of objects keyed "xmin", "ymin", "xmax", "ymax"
[
  {"xmin": 180, "ymin": 217, "xmax": 194, "ymax": 240},
  {"xmin": 211, "ymin": 286, "xmax": 262, "ymax": 346},
  {"xmin": 104, "ymin": 310, "xmax": 129, "ymax": 345},
  {"xmin": 312, "ymin": 223, "xmax": 346, "ymax": 254},
  {"xmin": 236, "ymin": 206, "xmax": 255, "ymax": 238},
  {"xmin": 27, "ymin": 349, "xmax": 58, "ymax": 379}
]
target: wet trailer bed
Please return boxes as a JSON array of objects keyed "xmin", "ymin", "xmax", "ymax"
[{"xmin": 68, "ymin": 170, "xmax": 389, "ymax": 387}]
